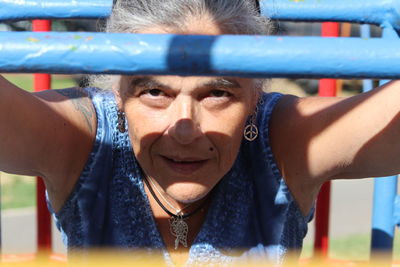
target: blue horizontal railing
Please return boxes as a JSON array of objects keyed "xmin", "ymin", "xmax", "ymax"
[
  {"xmin": 1, "ymin": 32, "xmax": 400, "ymax": 78},
  {"xmin": 260, "ymin": 0, "xmax": 400, "ymax": 31},
  {"xmin": 1, "ymin": 0, "xmax": 400, "ymax": 29},
  {"xmin": 0, "ymin": 0, "xmax": 112, "ymax": 21}
]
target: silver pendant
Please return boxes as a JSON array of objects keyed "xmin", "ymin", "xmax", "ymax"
[
  {"xmin": 169, "ymin": 215, "xmax": 188, "ymax": 249},
  {"xmin": 244, "ymin": 123, "xmax": 258, "ymax": 141}
]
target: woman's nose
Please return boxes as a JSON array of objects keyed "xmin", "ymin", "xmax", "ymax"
[{"xmin": 168, "ymin": 99, "xmax": 201, "ymax": 145}]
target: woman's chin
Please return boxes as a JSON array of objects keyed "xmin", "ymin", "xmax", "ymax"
[{"xmin": 165, "ymin": 184, "xmax": 212, "ymax": 205}]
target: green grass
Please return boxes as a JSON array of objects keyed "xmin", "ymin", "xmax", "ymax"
[
  {"xmin": 0, "ymin": 173, "xmax": 35, "ymax": 210},
  {"xmin": 3, "ymin": 74, "xmax": 77, "ymax": 92},
  {"xmin": 301, "ymin": 230, "xmax": 400, "ymax": 261},
  {"xmin": 329, "ymin": 234, "xmax": 371, "ymax": 261}
]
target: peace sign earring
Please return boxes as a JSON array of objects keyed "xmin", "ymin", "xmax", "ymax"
[
  {"xmin": 244, "ymin": 113, "xmax": 258, "ymax": 141},
  {"xmin": 243, "ymin": 98, "xmax": 264, "ymax": 142}
]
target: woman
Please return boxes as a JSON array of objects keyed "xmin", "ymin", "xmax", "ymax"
[{"xmin": 1, "ymin": 0, "xmax": 399, "ymax": 266}]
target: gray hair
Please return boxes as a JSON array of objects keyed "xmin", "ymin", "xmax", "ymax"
[{"xmin": 89, "ymin": 0, "xmax": 271, "ymax": 91}]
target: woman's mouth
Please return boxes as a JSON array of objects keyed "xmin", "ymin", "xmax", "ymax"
[{"xmin": 161, "ymin": 156, "xmax": 208, "ymax": 174}]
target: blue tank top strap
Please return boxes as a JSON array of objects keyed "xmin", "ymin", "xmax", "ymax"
[
  {"xmin": 240, "ymin": 91, "xmax": 313, "ymax": 261},
  {"xmin": 49, "ymin": 87, "xmax": 118, "ymax": 246},
  {"xmin": 259, "ymin": 91, "xmax": 314, "ymax": 221}
]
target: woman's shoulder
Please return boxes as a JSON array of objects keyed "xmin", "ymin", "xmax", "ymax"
[
  {"xmin": 259, "ymin": 91, "xmax": 285, "ymax": 116},
  {"xmin": 255, "ymin": 91, "xmax": 285, "ymax": 150},
  {"xmin": 83, "ymin": 87, "xmax": 116, "ymax": 107},
  {"xmin": 238, "ymin": 91, "xmax": 286, "ymax": 185},
  {"xmin": 82, "ymin": 87, "xmax": 120, "ymax": 134},
  {"xmin": 49, "ymin": 88, "xmax": 131, "ymax": 238}
]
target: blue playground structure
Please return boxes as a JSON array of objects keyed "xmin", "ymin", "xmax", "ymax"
[{"xmin": 0, "ymin": 0, "xmax": 399, "ymax": 263}]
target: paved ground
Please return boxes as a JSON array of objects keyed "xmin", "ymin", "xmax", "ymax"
[
  {"xmin": 304, "ymin": 178, "xmax": 375, "ymax": 245},
  {"xmin": 1, "ymin": 207, "xmax": 66, "ymax": 255}
]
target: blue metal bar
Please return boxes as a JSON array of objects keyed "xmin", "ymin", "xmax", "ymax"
[
  {"xmin": 394, "ymin": 196, "xmax": 400, "ymax": 227},
  {"xmin": 361, "ymin": 25, "xmax": 373, "ymax": 94},
  {"xmin": 0, "ymin": 0, "xmax": 112, "ymax": 21},
  {"xmin": 371, "ymin": 175, "xmax": 398, "ymax": 253},
  {"xmin": 3, "ymin": 0, "xmax": 400, "ymax": 27},
  {"xmin": 260, "ymin": 0, "xmax": 400, "ymax": 31},
  {"xmin": 370, "ymin": 23, "xmax": 399, "ymax": 256},
  {"xmin": 1, "ymin": 32, "xmax": 400, "ymax": 78}
]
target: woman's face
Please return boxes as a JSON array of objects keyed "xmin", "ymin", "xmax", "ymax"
[{"xmin": 118, "ymin": 19, "xmax": 259, "ymax": 204}]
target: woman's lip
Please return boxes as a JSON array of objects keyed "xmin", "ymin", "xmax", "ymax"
[{"xmin": 161, "ymin": 156, "xmax": 208, "ymax": 174}]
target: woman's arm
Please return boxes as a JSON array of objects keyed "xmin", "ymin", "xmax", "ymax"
[
  {"xmin": 0, "ymin": 75, "xmax": 96, "ymax": 211},
  {"xmin": 270, "ymin": 80, "xmax": 400, "ymax": 215}
]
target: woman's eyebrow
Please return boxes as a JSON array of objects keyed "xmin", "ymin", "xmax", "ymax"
[
  {"xmin": 202, "ymin": 78, "xmax": 242, "ymax": 89},
  {"xmin": 129, "ymin": 77, "xmax": 241, "ymax": 90},
  {"xmin": 130, "ymin": 76, "xmax": 170, "ymax": 89}
]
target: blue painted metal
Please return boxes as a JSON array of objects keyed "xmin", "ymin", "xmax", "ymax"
[
  {"xmin": 370, "ymin": 23, "xmax": 399, "ymax": 255},
  {"xmin": 360, "ymin": 25, "xmax": 373, "ymax": 93},
  {"xmin": 394, "ymin": 196, "xmax": 400, "ymax": 227},
  {"xmin": 0, "ymin": 0, "xmax": 112, "ymax": 21},
  {"xmin": 1, "ymin": 32, "xmax": 400, "ymax": 78},
  {"xmin": 2, "ymin": 0, "xmax": 400, "ymax": 27},
  {"xmin": 371, "ymin": 174, "xmax": 398, "ymax": 252},
  {"xmin": 260, "ymin": 0, "xmax": 400, "ymax": 31}
]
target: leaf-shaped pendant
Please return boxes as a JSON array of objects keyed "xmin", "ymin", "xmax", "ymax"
[{"xmin": 169, "ymin": 216, "xmax": 189, "ymax": 250}]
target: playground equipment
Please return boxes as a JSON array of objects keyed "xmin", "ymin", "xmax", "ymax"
[
  {"xmin": 0, "ymin": 0, "xmax": 399, "ymax": 264},
  {"xmin": 0, "ymin": 0, "xmax": 112, "ymax": 20}
]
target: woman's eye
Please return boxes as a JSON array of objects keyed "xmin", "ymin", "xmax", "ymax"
[
  {"xmin": 142, "ymin": 88, "xmax": 165, "ymax": 97},
  {"xmin": 209, "ymin": 89, "xmax": 231, "ymax": 98}
]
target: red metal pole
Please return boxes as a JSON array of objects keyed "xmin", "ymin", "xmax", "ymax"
[
  {"xmin": 319, "ymin": 22, "xmax": 340, "ymax": 97},
  {"xmin": 314, "ymin": 22, "xmax": 339, "ymax": 258},
  {"xmin": 314, "ymin": 182, "xmax": 331, "ymax": 256},
  {"xmin": 32, "ymin": 19, "xmax": 52, "ymax": 252}
]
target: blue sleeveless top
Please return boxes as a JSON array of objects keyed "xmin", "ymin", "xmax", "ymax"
[{"xmin": 49, "ymin": 88, "xmax": 312, "ymax": 266}]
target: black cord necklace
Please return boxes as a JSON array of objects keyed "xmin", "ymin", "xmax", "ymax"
[{"xmin": 143, "ymin": 175, "xmax": 208, "ymax": 249}]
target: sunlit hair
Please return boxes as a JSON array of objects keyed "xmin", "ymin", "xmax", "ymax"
[{"xmin": 89, "ymin": 0, "xmax": 271, "ymax": 92}]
